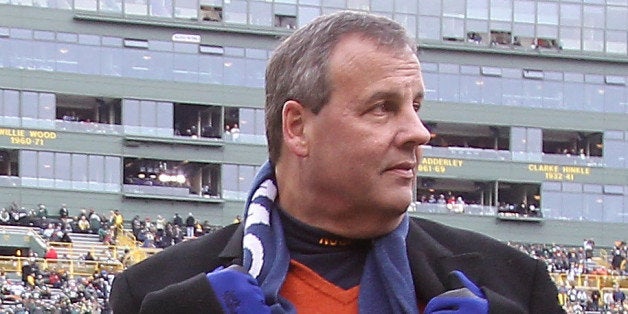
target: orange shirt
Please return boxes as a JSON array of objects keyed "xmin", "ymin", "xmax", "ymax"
[{"xmin": 280, "ymin": 260, "xmax": 359, "ymax": 314}]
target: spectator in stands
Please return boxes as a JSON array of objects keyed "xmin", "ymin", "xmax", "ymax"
[
  {"xmin": 110, "ymin": 11, "xmax": 562, "ymax": 314},
  {"xmin": 613, "ymin": 285, "xmax": 626, "ymax": 307},
  {"xmin": 185, "ymin": 212, "xmax": 195, "ymax": 238},
  {"xmin": 44, "ymin": 247, "xmax": 57, "ymax": 260},
  {"xmin": 58, "ymin": 204, "xmax": 68, "ymax": 219},
  {"xmin": 131, "ymin": 215, "xmax": 142, "ymax": 239},
  {"xmin": 84, "ymin": 251, "xmax": 95, "ymax": 261},
  {"xmin": 89, "ymin": 209, "xmax": 102, "ymax": 234},
  {"xmin": 172, "ymin": 213, "xmax": 182, "ymax": 227},
  {"xmin": 77, "ymin": 216, "xmax": 90, "ymax": 233}
]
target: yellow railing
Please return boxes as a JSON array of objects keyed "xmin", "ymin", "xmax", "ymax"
[
  {"xmin": 551, "ymin": 272, "xmax": 628, "ymax": 290},
  {"xmin": 0, "ymin": 256, "xmax": 124, "ymax": 277}
]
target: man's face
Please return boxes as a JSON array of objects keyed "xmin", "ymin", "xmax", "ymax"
[{"xmin": 303, "ymin": 34, "xmax": 430, "ymax": 230}]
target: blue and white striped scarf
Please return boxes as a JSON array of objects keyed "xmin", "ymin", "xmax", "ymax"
[{"xmin": 242, "ymin": 161, "xmax": 419, "ymax": 314}]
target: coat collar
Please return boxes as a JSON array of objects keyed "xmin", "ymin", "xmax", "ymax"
[
  {"xmin": 406, "ymin": 217, "xmax": 484, "ymax": 302},
  {"xmin": 216, "ymin": 218, "xmax": 485, "ymax": 303}
]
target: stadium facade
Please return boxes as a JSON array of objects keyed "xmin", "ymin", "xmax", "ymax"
[{"xmin": 0, "ymin": 0, "xmax": 626, "ymax": 247}]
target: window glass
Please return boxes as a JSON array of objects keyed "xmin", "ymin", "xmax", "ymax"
[
  {"xmin": 560, "ymin": 27, "xmax": 581, "ymax": 51},
  {"xmin": 606, "ymin": 6, "xmax": 627, "ymax": 30},
  {"xmin": 20, "ymin": 150, "xmax": 37, "ymax": 178},
  {"xmin": 75, "ymin": 0, "xmax": 97, "ymax": 10},
  {"xmin": 254, "ymin": 109, "xmax": 265, "ymax": 136},
  {"xmin": 224, "ymin": 0, "xmax": 247, "ymax": 24},
  {"xmin": 222, "ymin": 164, "xmax": 238, "ymax": 196},
  {"xmin": 438, "ymin": 74, "xmax": 460, "ymax": 102},
  {"xmin": 422, "ymin": 72, "xmax": 438, "ymax": 101},
  {"xmin": 560, "ymin": 3, "xmax": 581, "ymax": 27},
  {"xmin": 604, "ymin": 85, "xmax": 624, "ymax": 113},
  {"xmin": 442, "ymin": 17, "xmax": 464, "ymax": 40},
  {"xmin": 124, "ymin": 0, "xmax": 148, "ymax": 15},
  {"xmin": 100, "ymin": 0, "xmax": 122, "ymax": 13},
  {"xmin": 3, "ymin": 90, "xmax": 19, "ymax": 118},
  {"xmin": 542, "ymin": 81, "xmax": 562, "ymax": 109},
  {"xmin": 583, "ymin": 5, "xmax": 604, "ymax": 28},
  {"xmin": 150, "ymin": 0, "xmax": 173, "ymax": 17},
  {"xmin": 582, "ymin": 28, "xmax": 604, "ymax": 52},
  {"xmin": 521, "ymin": 80, "xmax": 543, "ymax": 108},
  {"xmin": 459, "ymin": 75, "xmax": 481, "ymax": 104},
  {"xmin": 582, "ymin": 194, "xmax": 604, "ymax": 222},
  {"xmin": 394, "ymin": 14, "xmax": 416, "ymax": 38},
  {"xmin": 526, "ymin": 128, "xmax": 542, "ymax": 152},
  {"xmin": 21, "ymin": 92, "xmax": 39, "ymax": 119},
  {"xmin": 238, "ymin": 165, "xmax": 255, "ymax": 193},
  {"xmin": 54, "ymin": 153, "xmax": 71, "ymax": 181},
  {"xmin": 584, "ymin": 83, "xmax": 604, "ymax": 112},
  {"xmin": 298, "ymin": 6, "xmax": 321, "ymax": 26},
  {"xmin": 443, "ymin": 0, "xmax": 464, "ymax": 18},
  {"xmin": 467, "ymin": 0, "xmax": 488, "ymax": 19},
  {"xmin": 562, "ymin": 193, "xmax": 583, "ymax": 220},
  {"xmin": 174, "ymin": 0, "xmax": 196, "ymax": 19},
  {"xmin": 101, "ymin": 47, "xmax": 124, "ymax": 77},
  {"xmin": 239, "ymin": 108, "xmax": 255, "ymax": 134},
  {"xmin": 56, "ymin": 42, "xmax": 79, "ymax": 73},
  {"xmin": 245, "ymin": 58, "xmax": 265, "ymax": 88},
  {"xmin": 156, "ymin": 102, "xmax": 173, "ymax": 129},
  {"xmin": 53, "ymin": 152, "xmax": 70, "ymax": 188},
  {"xmin": 173, "ymin": 53, "xmax": 199, "ymax": 83},
  {"xmin": 418, "ymin": 16, "xmax": 441, "ymax": 40},
  {"xmin": 394, "ymin": 0, "xmax": 416, "ymax": 14},
  {"xmin": 223, "ymin": 57, "xmax": 245, "ymax": 86},
  {"xmin": 140, "ymin": 100, "xmax": 157, "ymax": 128},
  {"xmin": 537, "ymin": 25, "xmax": 557, "ymax": 38},
  {"xmin": 417, "ymin": 0, "xmax": 439, "ymax": 15},
  {"xmin": 76, "ymin": 45, "xmax": 100, "ymax": 75},
  {"xmin": 490, "ymin": 0, "xmax": 512, "ymax": 22},
  {"xmin": 502, "ymin": 78, "xmax": 522, "ymax": 106},
  {"xmin": 347, "ymin": 0, "xmax": 368, "ymax": 10},
  {"xmin": 322, "ymin": 0, "xmax": 344, "ymax": 8},
  {"xmin": 604, "ymin": 194, "xmax": 624, "ymax": 223},
  {"xmin": 122, "ymin": 49, "xmax": 151, "ymax": 79},
  {"xmin": 537, "ymin": 2, "xmax": 558, "ymax": 25},
  {"xmin": 602, "ymin": 139, "xmax": 624, "ymax": 168},
  {"xmin": 481, "ymin": 76, "xmax": 502, "ymax": 105},
  {"xmin": 122, "ymin": 99, "xmax": 141, "ymax": 126},
  {"xmin": 563, "ymin": 81, "xmax": 585, "ymax": 111},
  {"xmin": 88, "ymin": 155, "xmax": 104, "ymax": 183},
  {"xmin": 71, "ymin": 154, "xmax": 88, "ymax": 184},
  {"xmin": 199, "ymin": 54, "xmax": 224, "ymax": 84},
  {"xmin": 541, "ymin": 190, "xmax": 562, "ymax": 219},
  {"xmin": 606, "ymin": 30, "xmax": 627, "ymax": 55},
  {"xmin": 510, "ymin": 127, "xmax": 526, "ymax": 152},
  {"xmin": 38, "ymin": 93, "xmax": 55, "ymax": 120},
  {"xmin": 248, "ymin": 1, "xmax": 271, "ymax": 26},
  {"xmin": 149, "ymin": 51, "xmax": 174, "ymax": 81},
  {"xmin": 105, "ymin": 156, "xmax": 121, "ymax": 185}
]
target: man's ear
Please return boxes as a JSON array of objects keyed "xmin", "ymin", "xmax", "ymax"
[{"xmin": 282, "ymin": 100, "xmax": 309, "ymax": 157}]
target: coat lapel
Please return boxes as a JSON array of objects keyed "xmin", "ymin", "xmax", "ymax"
[{"xmin": 406, "ymin": 218, "xmax": 484, "ymax": 303}]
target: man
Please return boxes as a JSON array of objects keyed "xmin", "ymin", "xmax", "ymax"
[{"xmin": 110, "ymin": 11, "xmax": 563, "ymax": 313}]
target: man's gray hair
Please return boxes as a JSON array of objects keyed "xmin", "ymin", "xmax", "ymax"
[{"xmin": 265, "ymin": 10, "xmax": 417, "ymax": 164}]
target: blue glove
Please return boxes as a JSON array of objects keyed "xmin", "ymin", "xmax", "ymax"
[
  {"xmin": 424, "ymin": 270, "xmax": 488, "ymax": 314},
  {"xmin": 206, "ymin": 265, "xmax": 271, "ymax": 314}
]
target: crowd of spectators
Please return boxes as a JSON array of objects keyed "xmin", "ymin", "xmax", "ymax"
[
  {"xmin": 1, "ymin": 261, "xmax": 113, "ymax": 313},
  {"xmin": 129, "ymin": 212, "xmax": 223, "ymax": 249},
  {"xmin": 511, "ymin": 241, "xmax": 628, "ymax": 313},
  {"xmin": 1, "ymin": 201, "xmax": 627, "ymax": 313}
]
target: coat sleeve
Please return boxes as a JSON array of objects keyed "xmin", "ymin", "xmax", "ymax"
[
  {"xmin": 139, "ymin": 273, "xmax": 225, "ymax": 314},
  {"xmin": 482, "ymin": 259, "xmax": 565, "ymax": 314},
  {"xmin": 528, "ymin": 259, "xmax": 566, "ymax": 314}
]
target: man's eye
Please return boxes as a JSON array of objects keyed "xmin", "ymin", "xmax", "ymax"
[
  {"xmin": 373, "ymin": 102, "xmax": 389, "ymax": 113},
  {"xmin": 413, "ymin": 102, "xmax": 421, "ymax": 113}
]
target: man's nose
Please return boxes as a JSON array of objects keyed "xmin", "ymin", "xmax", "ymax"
[{"xmin": 399, "ymin": 105, "xmax": 431, "ymax": 148}]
